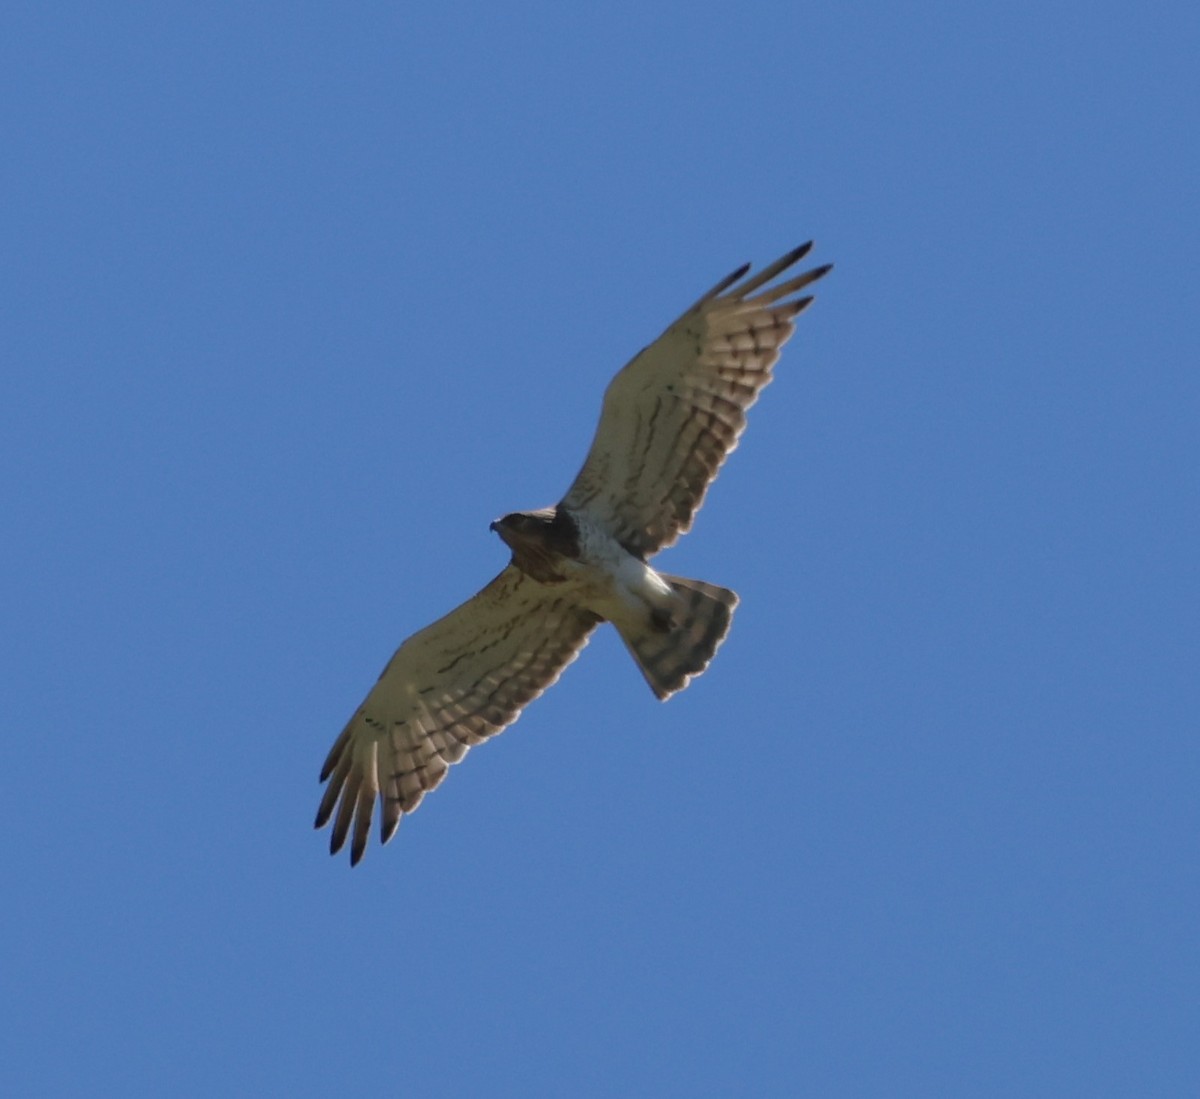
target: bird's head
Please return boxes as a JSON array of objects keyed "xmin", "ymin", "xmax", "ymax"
[{"xmin": 489, "ymin": 509, "xmax": 555, "ymax": 550}]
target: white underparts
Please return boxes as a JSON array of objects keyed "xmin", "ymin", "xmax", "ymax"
[{"xmin": 564, "ymin": 514, "xmax": 675, "ymax": 628}]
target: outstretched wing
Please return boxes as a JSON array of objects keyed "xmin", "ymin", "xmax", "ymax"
[
  {"xmin": 562, "ymin": 242, "xmax": 832, "ymax": 558},
  {"xmin": 315, "ymin": 566, "xmax": 600, "ymax": 865}
]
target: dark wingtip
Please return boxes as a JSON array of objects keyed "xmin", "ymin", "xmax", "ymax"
[{"xmin": 350, "ymin": 841, "xmax": 365, "ymax": 867}]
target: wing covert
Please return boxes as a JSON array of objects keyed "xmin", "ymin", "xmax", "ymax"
[
  {"xmin": 562, "ymin": 242, "xmax": 832, "ymax": 557},
  {"xmin": 315, "ymin": 565, "xmax": 599, "ymax": 864}
]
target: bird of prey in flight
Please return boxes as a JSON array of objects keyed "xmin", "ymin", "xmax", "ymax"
[{"xmin": 316, "ymin": 242, "xmax": 832, "ymax": 864}]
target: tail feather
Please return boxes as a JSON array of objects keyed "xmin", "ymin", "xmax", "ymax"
[{"xmin": 616, "ymin": 575, "xmax": 739, "ymax": 700}]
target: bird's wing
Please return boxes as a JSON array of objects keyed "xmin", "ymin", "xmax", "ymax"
[
  {"xmin": 561, "ymin": 242, "xmax": 831, "ymax": 557},
  {"xmin": 315, "ymin": 565, "xmax": 599, "ymax": 865}
]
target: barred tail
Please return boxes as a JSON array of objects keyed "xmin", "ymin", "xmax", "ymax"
[{"xmin": 616, "ymin": 575, "xmax": 738, "ymax": 700}]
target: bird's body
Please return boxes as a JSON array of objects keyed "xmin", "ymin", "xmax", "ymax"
[
  {"xmin": 493, "ymin": 504, "xmax": 736, "ymax": 699},
  {"xmin": 492, "ymin": 506, "xmax": 666, "ymax": 621},
  {"xmin": 567, "ymin": 513, "xmax": 678, "ymax": 635},
  {"xmin": 316, "ymin": 242, "xmax": 832, "ymax": 863}
]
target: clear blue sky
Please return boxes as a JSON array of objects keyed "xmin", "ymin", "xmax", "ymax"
[{"xmin": 3, "ymin": 3, "xmax": 1197, "ymax": 1096}]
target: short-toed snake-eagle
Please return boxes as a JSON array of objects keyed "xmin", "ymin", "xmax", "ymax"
[{"xmin": 315, "ymin": 243, "xmax": 831, "ymax": 864}]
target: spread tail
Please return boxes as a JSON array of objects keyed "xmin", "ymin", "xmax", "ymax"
[{"xmin": 616, "ymin": 574, "xmax": 738, "ymax": 700}]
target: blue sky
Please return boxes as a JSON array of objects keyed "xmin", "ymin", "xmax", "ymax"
[{"xmin": 3, "ymin": 3, "xmax": 1197, "ymax": 1095}]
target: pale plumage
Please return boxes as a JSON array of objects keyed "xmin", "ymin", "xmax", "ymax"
[
  {"xmin": 563, "ymin": 242, "xmax": 831, "ymax": 556},
  {"xmin": 316, "ymin": 243, "xmax": 831, "ymax": 864},
  {"xmin": 317, "ymin": 567, "xmax": 598, "ymax": 864}
]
